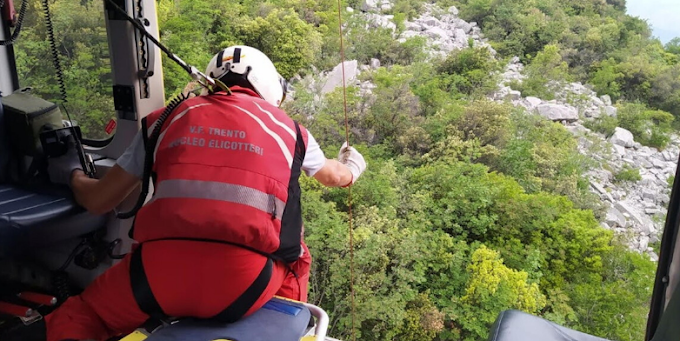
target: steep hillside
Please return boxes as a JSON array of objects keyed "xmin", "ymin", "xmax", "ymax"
[{"xmin": 296, "ymin": 0, "xmax": 677, "ymax": 261}]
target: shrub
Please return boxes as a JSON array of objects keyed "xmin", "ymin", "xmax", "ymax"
[
  {"xmin": 614, "ymin": 165, "xmax": 641, "ymax": 183},
  {"xmin": 583, "ymin": 115, "xmax": 619, "ymax": 137}
]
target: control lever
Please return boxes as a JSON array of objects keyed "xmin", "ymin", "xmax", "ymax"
[{"xmin": 39, "ymin": 126, "xmax": 96, "ymax": 178}]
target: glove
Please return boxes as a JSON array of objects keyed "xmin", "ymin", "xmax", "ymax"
[
  {"xmin": 47, "ymin": 134, "xmax": 83, "ymax": 187},
  {"xmin": 337, "ymin": 142, "xmax": 366, "ymax": 186}
]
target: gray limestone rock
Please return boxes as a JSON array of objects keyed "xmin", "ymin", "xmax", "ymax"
[
  {"xmin": 321, "ymin": 60, "xmax": 358, "ymax": 94},
  {"xmin": 427, "ymin": 27, "xmax": 449, "ymax": 40},
  {"xmin": 453, "ymin": 28, "xmax": 468, "ymax": 48},
  {"xmin": 604, "ymin": 105, "xmax": 617, "ymax": 117},
  {"xmin": 639, "ymin": 235, "xmax": 650, "ymax": 250},
  {"xmin": 361, "ymin": 0, "xmax": 379, "ymax": 12},
  {"xmin": 592, "ymin": 97, "xmax": 604, "ymax": 107},
  {"xmin": 508, "ymin": 90, "xmax": 521, "ymax": 101},
  {"xmin": 535, "ymin": 103, "xmax": 579, "ymax": 122},
  {"xmin": 448, "ymin": 6, "xmax": 459, "ymax": 15},
  {"xmin": 615, "ymin": 201, "xmax": 651, "ymax": 235},
  {"xmin": 606, "ymin": 207, "xmax": 627, "ymax": 228},
  {"xmin": 610, "ymin": 127, "xmax": 635, "ymax": 148}
]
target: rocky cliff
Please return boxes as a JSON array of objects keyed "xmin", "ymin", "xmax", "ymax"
[{"xmin": 293, "ymin": 2, "xmax": 676, "ymax": 260}]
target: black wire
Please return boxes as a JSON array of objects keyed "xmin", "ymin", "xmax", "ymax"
[
  {"xmin": 40, "ymin": 0, "xmax": 74, "ymax": 122},
  {"xmin": 56, "ymin": 240, "xmax": 88, "ymax": 272},
  {"xmin": 0, "ymin": 0, "xmax": 28, "ymax": 46},
  {"xmin": 102, "ymin": 0, "xmax": 192, "ymax": 74},
  {"xmin": 116, "ymin": 92, "xmax": 189, "ymax": 219}
]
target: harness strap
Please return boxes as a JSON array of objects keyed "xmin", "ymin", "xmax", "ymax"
[
  {"xmin": 129, "ymin": 243, "xmax": 274, "ymax": 323},
  {"xmin": 129, "ymin": 244, "xmax": 165, "ymax": 321},
  {"xmin": 212, "ymin": 256, "xmax": 273, "ymax": 323}
]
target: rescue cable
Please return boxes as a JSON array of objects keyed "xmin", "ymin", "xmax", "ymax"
[
  {"xmin": 335, "ymin": 2, "xmax": 357, "ymax": 341},
  {"xmin": 101, "ymin": 0, "xmax": 228, "ymax": 94}
]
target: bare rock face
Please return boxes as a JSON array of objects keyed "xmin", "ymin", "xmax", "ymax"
[
  {"xmin": 610, "ymin": 127, "xmax": 635, "ymax": 148},
  {"xmin": 535, "ymin": 103, "xmax": 579, "ymax": 122},
  {"xmin": 321, "ymin": 60, "xmax": 358, "ymax": 95}
]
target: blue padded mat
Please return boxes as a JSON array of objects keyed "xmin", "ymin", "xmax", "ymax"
[{"xmin": 144, "ymin": 297, "xmax": 312, "ymax": 341}]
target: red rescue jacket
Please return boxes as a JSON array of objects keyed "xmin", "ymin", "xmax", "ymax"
[{"xmin": 133, "ymin": 86, "xmax": 308, "ymax": 263}]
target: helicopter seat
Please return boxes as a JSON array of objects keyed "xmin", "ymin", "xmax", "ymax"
[
  {"xmin": 0, "ymin": 95, "xmax": 106, "ymax": 258},
  {"xmin": 488, "ymin": 309, "xmax": 611, "ymax": 341},
  {"xmin": 129, "ymin": 296, "xmax": 315, "ymax": 341}
]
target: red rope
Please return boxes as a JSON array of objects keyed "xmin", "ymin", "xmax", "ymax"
[{"xmin": 335, "ymin": 2, "xmax": 356, "ymax": 341}]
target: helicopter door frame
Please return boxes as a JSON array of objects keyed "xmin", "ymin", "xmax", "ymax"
[
  {"xmin": 0, "ymin": 12, "xmax": 20, "ymax": 95},
  {"xmin": 89, "ymin": 0, "xmax": 166, "ymax": 257},
  {"xmin": 646, "ymin": 154, "xmax": 680, "ymax": 340},
  {"xmin": 96, "ymin": 0, "xmax": 165, "ymax": 160}
]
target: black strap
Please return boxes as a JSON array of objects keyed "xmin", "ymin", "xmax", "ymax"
[
  {"xmin": 274, "ymin": 122, "xmax": 306, "ymax": 263},
  {"xmin": 212, "ymin": 257, "xmax": 273, "ymax": 323},
  {"xmin": 129, "ymin": 241, "xmax": 275, "ymax": 323},
  {"xmin": 216, "ymin": 49, "xmax": 225, "ymax": 68},
  {"xmin": 129, "ymin": 244, "xmax": 166, "ymax": 321}
]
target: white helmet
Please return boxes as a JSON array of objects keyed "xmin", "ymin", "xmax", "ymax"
[{"xmin": 205, "ymin": 45, "xmax": 287, "ymax": 107}]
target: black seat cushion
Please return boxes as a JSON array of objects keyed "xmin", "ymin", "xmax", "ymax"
[
  {"xmin": 0, "ymin": 184, "xmax": 81, "ymax": 227},
  {"xmin": 0, "ymin": 184, "xmax": 105, "ymax": 257},
  {"xmin": 489, "ymin": 310, "xmax": 611, "ymax": 341}
]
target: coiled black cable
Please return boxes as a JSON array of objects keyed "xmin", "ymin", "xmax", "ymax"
[
  {"xmin": 117, "ymin": 93, "xmax": 189, "ymax": 219},
  {"xmin": 40, "ymin": 0, "xmax": 69, "ymax": 110},
  {"xmin": 0, "ymin": 0, "xmax": 28, "ymax": 46},
  {"xmin": 51, "ymin": 271, "xmax": 72, "ymax": 303}
]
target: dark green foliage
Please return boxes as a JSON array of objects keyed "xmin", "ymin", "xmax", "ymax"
[
  {"xmin": 434, "ymin": 47, "xmax": 502, "ymax": 98},
  {"xmin": 617, "ymin": 102, "xmax": 674, "ymax": 149},
  {"xmin": 614, "ymin": 165, "xmax": 642, "ymax": 183},
  {"xmin": 583, "ymin": 115, "xmax": 618, "ymax": 137}
]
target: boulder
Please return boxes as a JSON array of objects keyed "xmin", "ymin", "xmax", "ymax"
[
  {"xmin": 639, "ymin": 235, "xmax": 650, "ymax": 251},
  {"xmin": 535, "ymin": 103, "xmax": 579, "ymax": 122},
  {"xmin": 458, "ymin": 20, "xmax": 473, "ymax": 34},
  {"xmin": 448, "ymin": 6, "xmax": 459, "ymax": 15},
  {"xmin": 453, "ymin": 28, "xmax": 468, "ymax": 48},
  {"xmin": 523, "ymin": 96, "xmax": 542, "ymax": 109},
  {"xmin": 592, "ymin": 97, "xmax": 604, "ymax": 107},
  {"xmin": 615, "ymin": 201, "xmax": 651, "ymax": 235},
  {"xmin": 610, "ymin": 127, "xmax": 635, "ymax": 148},
  {"xmin": 427, "ymin": 27, "xmax": 449, "ymax": 40},
  {"xmin": 507, "ymin": 90, "xmax": 521, "ymax": 101},
  {"xmin": 604, "ymin": 105, "xmax": 617, "ymax": 117},
  {"xmin": 321, "ymin": 60, "xmax": 358, "ymax": 94},
  {"xmin": 361, "ymin": 0, "xmax": 379, "ymax": 12},
  {"xmin": 605, "ymin": 207, "xmax": 627, "ymax": 228}
]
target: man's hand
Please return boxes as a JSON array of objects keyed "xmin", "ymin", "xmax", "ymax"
[
  {"xmin": 337, "ymin": 142, "xmax": 367, "ymax": 185},
  {"xmin": 47, "ymin": 134, "xmax": 83, "ymax": 187}
]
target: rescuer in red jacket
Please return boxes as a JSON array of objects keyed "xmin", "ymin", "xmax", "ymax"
[{"xmin": 41, "ymin": 45, "xmax": 367, "ymax": 341}]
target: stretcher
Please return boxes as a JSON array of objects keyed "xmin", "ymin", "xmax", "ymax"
[{"xmin": 119, "ymin": 296, "xmax": 330, "ymax": 341}]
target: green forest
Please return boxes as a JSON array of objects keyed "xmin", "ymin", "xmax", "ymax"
[{"xmin": 9, "ymin": 0, "xmax": 680, "ymax": 340}]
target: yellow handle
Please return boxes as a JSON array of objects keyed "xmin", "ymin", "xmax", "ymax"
[{"xmin": 118, "ymin": 330, "xmax": 148, "ymax": 341}]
